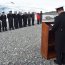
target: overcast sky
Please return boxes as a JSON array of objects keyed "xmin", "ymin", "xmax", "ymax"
[{"xmin": 0, "ymin": 0, "xmax": 65, "ymax": 12}]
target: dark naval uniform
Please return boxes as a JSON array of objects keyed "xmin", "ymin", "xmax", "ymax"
[
  {"xmin": 13, "ymin": 14, "xmax": 18, "ymax": 29},
  {"xmin": 22, "ymin": 13, "xmax": 27, "ymax": 27},
  {"xmin": 18, "ymin": 14, "xmax": 23, "ymax": 28},
  {"xmin": 40, "ymin": 11, "xmax": 42, "ymax": 24},
  {"xmin": 28, "ymin": 13, "xmax": 31, "ymax": 26},
  {"xmin": 52, "ymin": 12, "xmax": 65, "ymax": 65},
  {"xmin": 1, "ymin": 15, "xmax": 7, "ymax": 31},
  {"xmin": 0, "ymin": 16, "xmax": 1, "ymax": 32},
  {"xmin": 7, "ymin": 13, "xmax": 14, "ymax": 30},
  {"xmin": 31, "ymin": 12, "xmax": 35, "ymax": 25}
]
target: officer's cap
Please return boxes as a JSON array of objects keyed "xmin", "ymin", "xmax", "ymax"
[
  {"xmin": 10, "ymin": 10, "xmax": 12, "ymax": 12},
  {"xmin": 56, "ymin": 6, "xmax": 64, "ymax": 12}
]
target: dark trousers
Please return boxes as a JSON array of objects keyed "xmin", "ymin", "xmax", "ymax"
[
  {"xmin": 32, "ymin": 19, "xmax": 34, "ymax": 25},
  {"xmin": 19, "ymin": 21, "xmax": 22, "ymax": 28},
  {"xmin": 0, "ymin": 23, "xmax": 1, "ymax": 32},
  {"xmin": 9, "ymin": 21, "xmax": 14, "ymax": 30},
  {"xmin": 14, "ymin": 22, "xmax": 18, "ymax": 29},
  {"xmin": 56, "ymin": 50, "xmax": 65, "ymax": 65},
  {"xmin": 62, "ymin": 52, "xmax": 65, "ymax": 63},
  {"xmin": 40, "ymin": 18, "xmax": 42, "ymax": 24},
  {"xmin": 2, "ymin": 22, "xmax": 7, "ymax": 31},
  {"xmin": 28, "ymin": 19, "xmax": 31, "ymax": 26},
  {"xmin": 23, "ymin": 20, "xmax": 27, "ymax": 27},
  {"xmin": 2, "ymin": 26, "xmax": 7, "ymax": 31},
  {"xmin": 9, "ymin": 25, "xmax": 14, "ymax": 30},
  {"xmin": 14, "ymin": 24, "xmax": 18, "ymax": 29}
]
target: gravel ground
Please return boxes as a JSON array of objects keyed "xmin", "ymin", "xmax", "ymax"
[{"xmin": 0, "ymin": 24, "xmax": 55, "ymax": 65}]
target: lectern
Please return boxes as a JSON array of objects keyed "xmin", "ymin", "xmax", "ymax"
[{"xmin": 41, "ymin": 20, "xmax": 56, "ymax": 59}]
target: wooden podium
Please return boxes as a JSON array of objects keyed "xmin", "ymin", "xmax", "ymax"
[{"xmin": 41, "ymin": 21, "xmax": 56, "ymax": 59}]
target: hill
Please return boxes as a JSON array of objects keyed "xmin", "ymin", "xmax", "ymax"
[{"xmin": 43, "ymin": 11, "xmax": 57, "ymax": 15}]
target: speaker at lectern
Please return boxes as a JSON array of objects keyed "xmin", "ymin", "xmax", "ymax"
[{"xmin": 41, "ymin": 19, "xmax": 56, "ymax": 59}]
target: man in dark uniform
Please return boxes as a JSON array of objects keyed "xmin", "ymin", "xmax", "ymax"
[
  {"xmin": 7, "ymin": 11, "xmax": 14, "ymax": 30},
  {"xmin": 31, "ymin": 12, "xmax": 35, "ymax": 25},
  {"xmin": 0, "ymin": 20, "xmax": 1, "ymax": 32},
  {"xmin": 28, "ymin": 12, "xmax": 31, "ymax": 26},
  {"xmin": 52, "ymin": 7, "xmax": 65, "ymax": 65},
  {"xmin": 40, "ymin": 11, "xmax": 42, "ymax": 24},
  {"xmin": 13, "ymin": 11, "xmax": 18, "ymax": 29},
  {"xmin": 1, "ymin": 12, "xmax": 7, "ymax": 31},
  {"xmin": 22, "ymin": 12, "xmax": 28, "ymax": 27},
  {"xmin": 0, "ymin": 13, "xmax": 1, "ymax": 32},
  {"xmin": 18, "ymin": 12, "xmax": 23, "ymax": 28}
]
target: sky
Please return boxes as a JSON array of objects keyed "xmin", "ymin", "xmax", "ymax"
[{"xmin": 0, "ymin": 0, "xmax": 65, "ymax": 12}]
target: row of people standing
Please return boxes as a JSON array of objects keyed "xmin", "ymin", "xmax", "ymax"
[
  {"xmin": 0, "ymin": 11, "xmax": 35, "ymax": 32},
  {"xmin": 7, "ymin": 11, "xmax": 35, "ymax": 30}
]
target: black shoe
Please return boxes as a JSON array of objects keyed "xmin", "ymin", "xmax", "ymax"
[
  {"xmin": 54, "ymin": 60, "xmax": 58, "ymax": 64},
  {"xmin": 12, "ymin": 28, "xmax": 14, "ymax": 30},
  {"xmin": 5, "ymin": 29, "xmax": 7, "ymax": 31},
  {"xmin": 54, "ymin": 60, "xmax": 62, "ymax": 65}
]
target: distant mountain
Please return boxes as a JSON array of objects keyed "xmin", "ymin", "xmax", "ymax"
[
  {"xmin": 0, "ymin": 5, "xmax": 58, "ymax": 14},
  {"xmin": 0, "ymin": 5, "xmax": 11, "ymax": 13},
  {"xmin": 43, "ymin": 11, "xmax": 57, "ymax": 15},
  {"xmin": 0, "ymin": 5, "xmax": 25, "ymax": 13}
]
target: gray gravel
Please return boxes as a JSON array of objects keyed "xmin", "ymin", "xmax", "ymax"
[{"xmin": 0, "ymin": 24, "xmax": 55, "ymax": 65}]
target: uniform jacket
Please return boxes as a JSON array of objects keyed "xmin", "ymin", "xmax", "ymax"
[
  {"xmin": 1, "ymin": 15, "xmax": 7, "ymax": 27},
  {"xmin": 52, "ymin": 12, "xmax": 65, "ymax": 52}
]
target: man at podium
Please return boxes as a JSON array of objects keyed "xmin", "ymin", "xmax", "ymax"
[{"xmin": 52, "ymin": 7, "xmax": 65, "ymax": 65}]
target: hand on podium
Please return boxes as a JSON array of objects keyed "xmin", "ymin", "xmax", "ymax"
[{"xmin": 49, "ymin": 24, "xmax": 54, "ymax": 31}]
